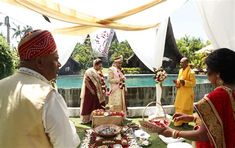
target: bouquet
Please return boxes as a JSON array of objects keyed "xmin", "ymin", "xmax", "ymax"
[{"xmin": 153, "ymin": 67, "xmax": 167, "ymax": 83}]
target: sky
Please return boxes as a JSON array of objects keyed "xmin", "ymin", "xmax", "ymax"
[
  {"xmin": 0, "ymin": 0, "xmax": 209, "ymax": 46},
  {"xmin": 170, "ymin": 0, "xmax": 208, "ymax": 41}
]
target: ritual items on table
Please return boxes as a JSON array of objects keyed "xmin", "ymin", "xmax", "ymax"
[
  {"xmin": 92, "ymin": 109, "xmax": 125, "ymax": 127},
  {"xmin": 81, "ymin": 125, "xmax": 141, "ymax": 148},
  {"xmin": 92, "ymin": 109, "xmax": 125, "ymax": 117}
]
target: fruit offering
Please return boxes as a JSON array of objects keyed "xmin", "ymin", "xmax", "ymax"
[
  {"xmin": 93, "ymin": 109, "xmax": 125, "ymax": 117},
  {"xmin": 109, "ymin": 111, "xmax": 125, "ymax": 117},
  {"xmin": 149, "ymin": 118, "xmax": 170, "ymax": 128},
  {"xmin": 93, "ymin": 109, "xmax": 105, "ymax": 116}
]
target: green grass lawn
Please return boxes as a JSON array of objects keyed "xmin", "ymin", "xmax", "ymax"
[{"xmin": 70, "ymin": 117, "xmax": 194, "ymax": 148}]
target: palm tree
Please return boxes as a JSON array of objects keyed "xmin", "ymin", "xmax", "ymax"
[
  {"xmin": 11, "ymin": 23, "xmax": 21, "ymax": 39},
  {"xmin": 11, "ymin": 23, "xmax": 33, "ymax": 41},
  {"xmin": 22, "ymin": 25, "xmax": 33, "ymax": 36}
]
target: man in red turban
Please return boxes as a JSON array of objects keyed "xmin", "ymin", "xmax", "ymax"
[
  {"xmin": 18, "ymin": 29, "xmax": 57, "ymax": 61},
  {"xmin": 0, "ymin": 30, "xmax": 80, "ymax": 148}
]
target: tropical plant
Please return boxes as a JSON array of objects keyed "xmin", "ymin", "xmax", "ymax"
[
  {"xmin": 71, "ymin": 36, "xmax": 134, "ymax": 70},
  {"xmin": 11, "ymin": 23, "xmax": 33, "ymax": 41},
  {"xmin": 123, "ymin": 67, "xmax": 142, "ymax": 74},
  {"xmin": 176, "ymin": 35, "xmax": 209, "ymax": 71},
  {"xmin": 176, "ymin": 35, "xmax": 205, "ymax": 60},
  {"xmin": 71, "ymin": 36, "xmax": 94, "ymax": 69},
  {"xmin": 0, "ymin": 34, "xmax": 16, "ymax": 79},
  {"xmin": 108, "ymin": 40, "xmax": 133, "ymax": 67},
  {"xmin": 190, "ymin": 52, "xmax": 208, "ymax": 71}
]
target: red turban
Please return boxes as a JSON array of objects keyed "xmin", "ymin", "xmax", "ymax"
[{"xmin": 18, "ymin": 30, "xmax": 57, "ymax": 60}]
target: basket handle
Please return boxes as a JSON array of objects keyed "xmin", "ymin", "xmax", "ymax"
[{"xmin": 142, "ymin": 101, "xmax": 167, "ymax": 121}]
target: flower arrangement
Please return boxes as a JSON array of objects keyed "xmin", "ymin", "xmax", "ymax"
[
  {"xmin": 119, "ymin": 68, "xmax": 126, "ymax": 89},
  {"xmin": 97, "ymin": 70, "xmax": 107, "ymax": 94},
  {"xmin": 153, "ymin": 67, "xmax": 167, "ymax": 83}
]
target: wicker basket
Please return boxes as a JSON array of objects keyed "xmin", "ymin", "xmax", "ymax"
[
  {"xmin": 92, "ymin": 115, "xmax": 123, "ymax": 128},
  {"xmin": 139, "ymin": 101, "xmax": 170, "ymax": 133}
]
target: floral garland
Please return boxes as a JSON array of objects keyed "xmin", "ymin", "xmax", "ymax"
[
  {"xmin": 153, "ymin": 67, "xmax": 167, "ymax": 83},
  {"xmin": 97, "ymin": 70, "xmax": 107, "ymax": 94},
  {"xmin": 119, "ymin": 68, "xmax": 126, "ymax": 89}
]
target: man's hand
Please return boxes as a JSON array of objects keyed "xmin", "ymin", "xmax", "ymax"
[
  {"xmin": 180, "ymin": 79, "xmax": 185, "ymax": 86},
  {"xmin": 120, "ymin": 77, "xmax": 125, "ymax": 82},
  {"xmin": 173, "ymin": 113, "xmax": 194, "ymax": 123},
  {"xmin": 173, "ymin": 80, "xmax": 180, "ymax": 88}
]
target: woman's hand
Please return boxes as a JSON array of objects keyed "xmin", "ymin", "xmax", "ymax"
[
  {"xmin": 158, "ymin": 126, "xmax": 174, "ymax": 137},
  {"xmin": 173, "ymin": 113, "xmax": 194, "ymax": 123}
]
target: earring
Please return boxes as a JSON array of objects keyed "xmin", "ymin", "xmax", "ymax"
[{"xmin": 216, "ymin": 75, "xmax": 224, "ymax": 86}]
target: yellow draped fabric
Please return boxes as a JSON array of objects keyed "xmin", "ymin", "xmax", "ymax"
[
  {"xmin": 174, "ymin": 66, "xmax": 196, "ymax": 126},
  {"xmin": 53, "ymin": 24, "xmax": 160, "ymax": 35},
  {"xmin": 3, "ymin": 0, "xmax": 165, "ymax": 34}
]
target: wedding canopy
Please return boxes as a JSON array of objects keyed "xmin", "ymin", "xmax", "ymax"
[
  {"xmin": 0, "ymin": 0, "xmax": 234, "ymax": 69},
  {"xmin": 0, "ymin": 0, "xmax": 187, "ymax": 69}
]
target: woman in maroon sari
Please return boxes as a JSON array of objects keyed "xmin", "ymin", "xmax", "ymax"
[
  {"xmin": 80, "ymin": 59, "xmax": 107, "ymax": 124},
  {"xmin": 158, "ymin": 48, "xmax": 235, "ymax": 148}
]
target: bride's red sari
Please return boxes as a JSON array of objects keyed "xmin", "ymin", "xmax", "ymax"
[{"xmin": 195, "ymin": 86, "xmax": 235, "ymax": 148}]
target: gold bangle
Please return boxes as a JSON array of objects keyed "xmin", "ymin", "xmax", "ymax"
[
  {"xmin": 193, "ymin": 115, "xmax": 197, "ymax": 122},
  {"xmin": 176, "ymin": 131, "xmax": 181, "ymax": 138},
  {"xmin": 172, "ymin": 130, "xmax": 176, "ymax": 138},
  {"xmin": 172, "ymin": 130, "xmax": 179, "ymax": 139}
]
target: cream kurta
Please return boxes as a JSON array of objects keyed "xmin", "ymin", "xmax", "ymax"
[
  {"xmin": 108, "ymin": 66, "xmax": 127, "ymax": 113},
  {"xmin": 174, "ymin": 66, "xmax": 196, "ymax": 126},
  {"xmin": 0, "ymin": 67, "xmax": 79, "ymax": 148}
]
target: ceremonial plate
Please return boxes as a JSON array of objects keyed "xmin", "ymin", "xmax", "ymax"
[{"xmin": 94, "ymin": 124, "xmax": 121, "ymax": 138}]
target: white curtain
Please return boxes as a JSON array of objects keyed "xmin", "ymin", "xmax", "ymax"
[
  {"xmin": 116, "ymin": 18, "xmax": 168, "ymax": 71},
  {"xmin": 0, "ymin": 0, "xmax": 187, "ymax": 67},
  {"xmin": 196, "ymin": 0, "xmax": 235, "ymax": 51},
  {"xmin": 54, "ymin": 35, "xmax": 86, "ymax": 66},
  {"xmin": 0, "ymin": 1, "xmax": 86, "ymax": 66},
  {"xmin": 116, "ymin": 19, "xmax": 168, "ymax": 104}
]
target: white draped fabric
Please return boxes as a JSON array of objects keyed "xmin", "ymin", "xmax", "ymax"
[
  {"xmin": 196, "ymin": 0, "xmax": 235, "ymax": 51},
  {"xmin": 116, "ymin": 18, "xmax": 168, "ymax": 71},
  {"xmin": 90, "ymin": 29, "xmax": 114, "ymax": 57},
  {"xmin": 54, "ymin": 35, "xmax": 86, "ymax": 66},
  {"xmin": 116, "ymin": 18, "xmax": 168, "ymax": 103},
  {"xmin": 0, "ymin": 0, "xmax": 187, "ymax": 69},
  {"xmin": 0, "ymin": 0, "xmax": 188, "ymax": 105},
  {"xmin": 0, "ymin": 1, "xmax": 87, "ymax": 66}
]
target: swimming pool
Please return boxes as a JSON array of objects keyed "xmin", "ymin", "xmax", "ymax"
[{"xmin": 56, "ymin": 74, "xmax": 210, "ymax": 89}]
